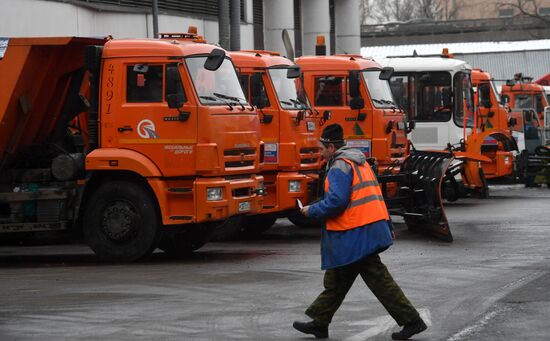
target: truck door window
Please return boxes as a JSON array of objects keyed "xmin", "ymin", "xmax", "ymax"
[
  {"xmin": 453, "ymin": 71, "xmax": 475, "ymax": 128},
  {"xmin": 165, "ymin": 63, "xmax": 186, "ymax": 102},
  {"xmin": 390, "ymin": 76, "xmax": 409, "ymax": 112},
  {"xmin": 238, "ymin": 74, "xmax": 249, "ymax": 99},
  {"xmin": 127, "ymin": 65, "xmax": 163, "ymax": 103},
  {"xmin": 314, "ymin": 77, "xmax": 344, "ymax": 106},
  {"xmin": 535, "ymin": 94, "xmax": 543, "ymax": 113}
]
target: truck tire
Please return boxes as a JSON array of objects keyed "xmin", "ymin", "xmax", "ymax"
[
  {"xmin": 83, "ymin": 181, "xmax": 160, "ymax": 262},
  {"xmin": 209, "ymin": 215, "xmax": 245, "ymax": 241},
  {"xmin": 239, "ymin": 215, "xmax": 277, "ymax": 237},
  {"xmin": 288, "ymin": 213, "xmax": 322, "ymax": 228},
  {"xmin": 159, "ymin": 223, "xmax": 215, "ymax": 258}
]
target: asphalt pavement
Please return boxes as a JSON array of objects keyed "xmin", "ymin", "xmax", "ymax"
[{"xmin": 0, "ymin": 184, "xmax": 549, "ymax": 340}]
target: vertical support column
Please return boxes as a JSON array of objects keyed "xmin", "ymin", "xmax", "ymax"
[
  {"xmin": 334, "ymin": 0, "xmax": 360, "ymax": 54},
  {"xmin": 152, "ymin": 0, "xmax": 159, "ymax": 38},
  {"xmin": 230, "ymin": 0, "xmax": 241, "ymax": 51},
  {"xmin": 263, "ymin": 0, "xmax": 294, "ymax": 56},
  {"xmin": 301, "ymin": 0, "xmax": 330, "ymax": 56},
  {"xmin": 219, "ymin": 0, "xmax": 230, "ymax": 50}
]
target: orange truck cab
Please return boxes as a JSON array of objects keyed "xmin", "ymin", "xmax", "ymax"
[
  {"xmin": 501, "ymin": 78, "xmax": 549, "ymax": 153},
  {"xmin": 469, "ymin": 69, "xmax": 517, "ymax": 181},
  {"xmin": 0, "ymin": 35, "xmax": 264, "ymax": 261},
  {"xmin": 296, "ymin": 52, "xmax": 456, "ymax": 242},
  {"xmin": 230, "ymin": 51, "xmax": 322, "ymax": 234}
]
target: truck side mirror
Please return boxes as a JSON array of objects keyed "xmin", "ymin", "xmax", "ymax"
[
  {"xmin": 349, "ymin": 70, "xmax": 361, "ymax": 99},
  {"xmin": 250, "ymin": 73, "xmax": 267, "ymax": 109},
  {"xmin": 287, "ymin": 66, "xmax": 300, "ymax": 79},
  {"xmin": 350, "ymin": 97, "xmax": 364, "ymax": 110},
  {"xmin": 204, "ymin": 48, "xmax": 226, "ymax": 71},
  {"xmin": 508, "ymin": 117, "xmax": 517, "ymax": 127},
  {"xmin": 167, "ymin": 94, "xmax": 185, "ymax": 109},
  {"xmin": 379, "ymin": 67, "xmax": 394, "ymax": 80}
]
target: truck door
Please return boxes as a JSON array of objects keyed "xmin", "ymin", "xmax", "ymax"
[
  {"xmin": 114, "ymin": 62, "xmax": 198, "ymax": 177},
  {"xmin": 310, "ymin": 74, "xmax": 373, "ymax": 158}
]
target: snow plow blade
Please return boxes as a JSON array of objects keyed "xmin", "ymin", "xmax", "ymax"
[{"xmin": 378, "ymin": 150, "xmax": 454, "ymax": 242}]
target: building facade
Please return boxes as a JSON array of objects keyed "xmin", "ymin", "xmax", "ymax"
[{"xmin": 0, "ymin": 0, "xmax": 361, "ymax": 56}]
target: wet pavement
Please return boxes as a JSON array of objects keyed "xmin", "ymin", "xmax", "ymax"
[{"xmin": 0, "ymin": 185, "xmax": 549, "ymax": 340}]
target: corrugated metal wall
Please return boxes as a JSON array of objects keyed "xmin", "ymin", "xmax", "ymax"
[{"xmin": 454, "ymin": 50, "xmax": 550, "ymax": 86}]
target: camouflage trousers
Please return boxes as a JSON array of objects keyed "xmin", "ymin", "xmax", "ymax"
[{"xmin": 305, "ymin": 253, "xmax": 419, "ymax": 326}]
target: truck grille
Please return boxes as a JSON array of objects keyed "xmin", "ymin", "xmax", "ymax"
[
  {"xmin": 224, "ymin": 148, "xmax": 256, "ymax": 156},
  {"xmin": 224, "ymin": 148, "xmax": 256, "ymax": 170},
  {"xmin": 225, "ymin": 160, "xmax": 254, "ymax": 168}
]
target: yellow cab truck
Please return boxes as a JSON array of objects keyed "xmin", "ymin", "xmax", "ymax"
[{"xmin": 0, "ymin": 34, "xmax": 265, "ymax": 261}]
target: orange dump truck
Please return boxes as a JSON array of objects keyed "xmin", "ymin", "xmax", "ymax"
[
  {"xmin": 296, "ymin": 52, "xmax": 455, "ymax": 241},
  {"xmin": 466, "ymin": 69, "xmax": 517, "ymax": 182},
  {"xmin": 230, "ymin": 51, "xmax": 323, "ymax": 234},
  {"xmin": 0, "ymin": 36, "xmax": 264, "ymax": 261}
]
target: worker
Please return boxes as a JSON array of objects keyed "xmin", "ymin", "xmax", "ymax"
[{"xmin": 292, "ymin": 123, "xmax": 427, "ymax": 340}]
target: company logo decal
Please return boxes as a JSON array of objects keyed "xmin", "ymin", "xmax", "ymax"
[{"xmin": 137, "ymin": 119, "xmax": 159, "ymax": 139}]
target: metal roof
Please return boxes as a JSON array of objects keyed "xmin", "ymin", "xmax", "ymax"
[
  {"xmin": 378, "ymin": 57, "xmax": 470, "ymax": 72},
  {"xmin": 362, "ymin": 39, "xmax": 550, "ymax": 86},
  {"xmin": 361, "ymin": 39, "xmax": 550, "ymax": 59}
]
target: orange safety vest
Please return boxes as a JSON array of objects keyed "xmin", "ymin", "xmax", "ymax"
[{"xmin": 324, "ymin": 158, "xmax": 389, "ymax": 231}]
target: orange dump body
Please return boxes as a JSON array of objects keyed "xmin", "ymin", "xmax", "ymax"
[{"xmin": 231, "ymin": 51, "xmax": 320, "ymax": 213}]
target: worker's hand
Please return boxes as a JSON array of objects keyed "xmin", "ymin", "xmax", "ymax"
[
  {"xmin": 391, "ymin": 230, "xmax": 396, "ymax": 240},
  {"xmin": 300, "ymin": 205, "xmax": 310, "ymax": 217}
]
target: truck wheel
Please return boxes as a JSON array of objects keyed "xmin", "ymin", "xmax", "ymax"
[
  {"xmin": 159, "ymin": 222, "xmax": 216, "ymax": 258},
  {"xmin": 239, "ymin": 215, "xmax": 277, "ymax": 237},
  {"xmin": 209, "ymin": 215, "xmax": 245, "ymax": 241},
  {"xmin": 288, "ymin": 213, "xmax": 322, "ymax": 228},
  {"xmin": 83, "ymin": 181, "xmax": 160, "ymax": 262}
]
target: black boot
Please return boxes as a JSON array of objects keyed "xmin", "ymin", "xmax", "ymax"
[
  {"xmin": 292, "ymin": 320, "xmax": 329, "ymax": 339},
  {"xmin": 391, "ymin": 317, "xmax": 427, "ymax": 340}
]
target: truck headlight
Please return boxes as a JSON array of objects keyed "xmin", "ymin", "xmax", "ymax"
[
  {"xmin": 288, "ymin": 180, "xmax": 301, "ymax": 193},
  {"xmin": 206, "ymin": 187, "xmax": 223, "ymax": 201}
]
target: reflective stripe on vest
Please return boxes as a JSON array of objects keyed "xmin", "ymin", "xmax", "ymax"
[{"xmin": 325, "ymin": 158, "xmax": 389, "ymax": 231}]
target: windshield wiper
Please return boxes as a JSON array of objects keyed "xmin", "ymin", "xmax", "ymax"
[
  {"xmin": 213, "ymin": 92, "xmax": 246, "ymax": 111},
  {"xmin": 289, "ymin": 98, "xmax": 308, "ymax": 109},
  {"xmin": 201, "ymin": 95, "xmax": 233, "ymax": 110}
]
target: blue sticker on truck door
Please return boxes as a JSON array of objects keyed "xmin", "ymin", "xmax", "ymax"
[{"xmin": 264, "ymin": 143, "xmax": 278, "ymax": 163}]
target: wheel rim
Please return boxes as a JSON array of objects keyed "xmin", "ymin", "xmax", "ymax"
[{"xmin": 101, "ymin": 200, "xmax": 140, "ymax": 243}]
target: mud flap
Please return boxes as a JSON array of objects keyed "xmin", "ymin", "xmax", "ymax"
[{"xmin": 381, "ymin": 150, "xmax": 454, "ymax": 242}]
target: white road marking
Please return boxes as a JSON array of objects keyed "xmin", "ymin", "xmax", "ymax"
[{"xmin": 344, "ymin": 307, "xmax": 431, "ymax": 341}]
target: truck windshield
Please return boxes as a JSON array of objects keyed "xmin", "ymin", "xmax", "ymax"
[
  {"xmin": 453, "ymin": 71, "xmax": 475, "ymax": 128},
  {"xmin": 362, "ymin": 70, "xmax": 397, "ymax": 109},
  {"xmin": 268, "ymin": 68, "xmax": 309, "ymax": 110},
  {"xmin": 186, "ymin": 56, "xmax": 247, "ymax": 106}
]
